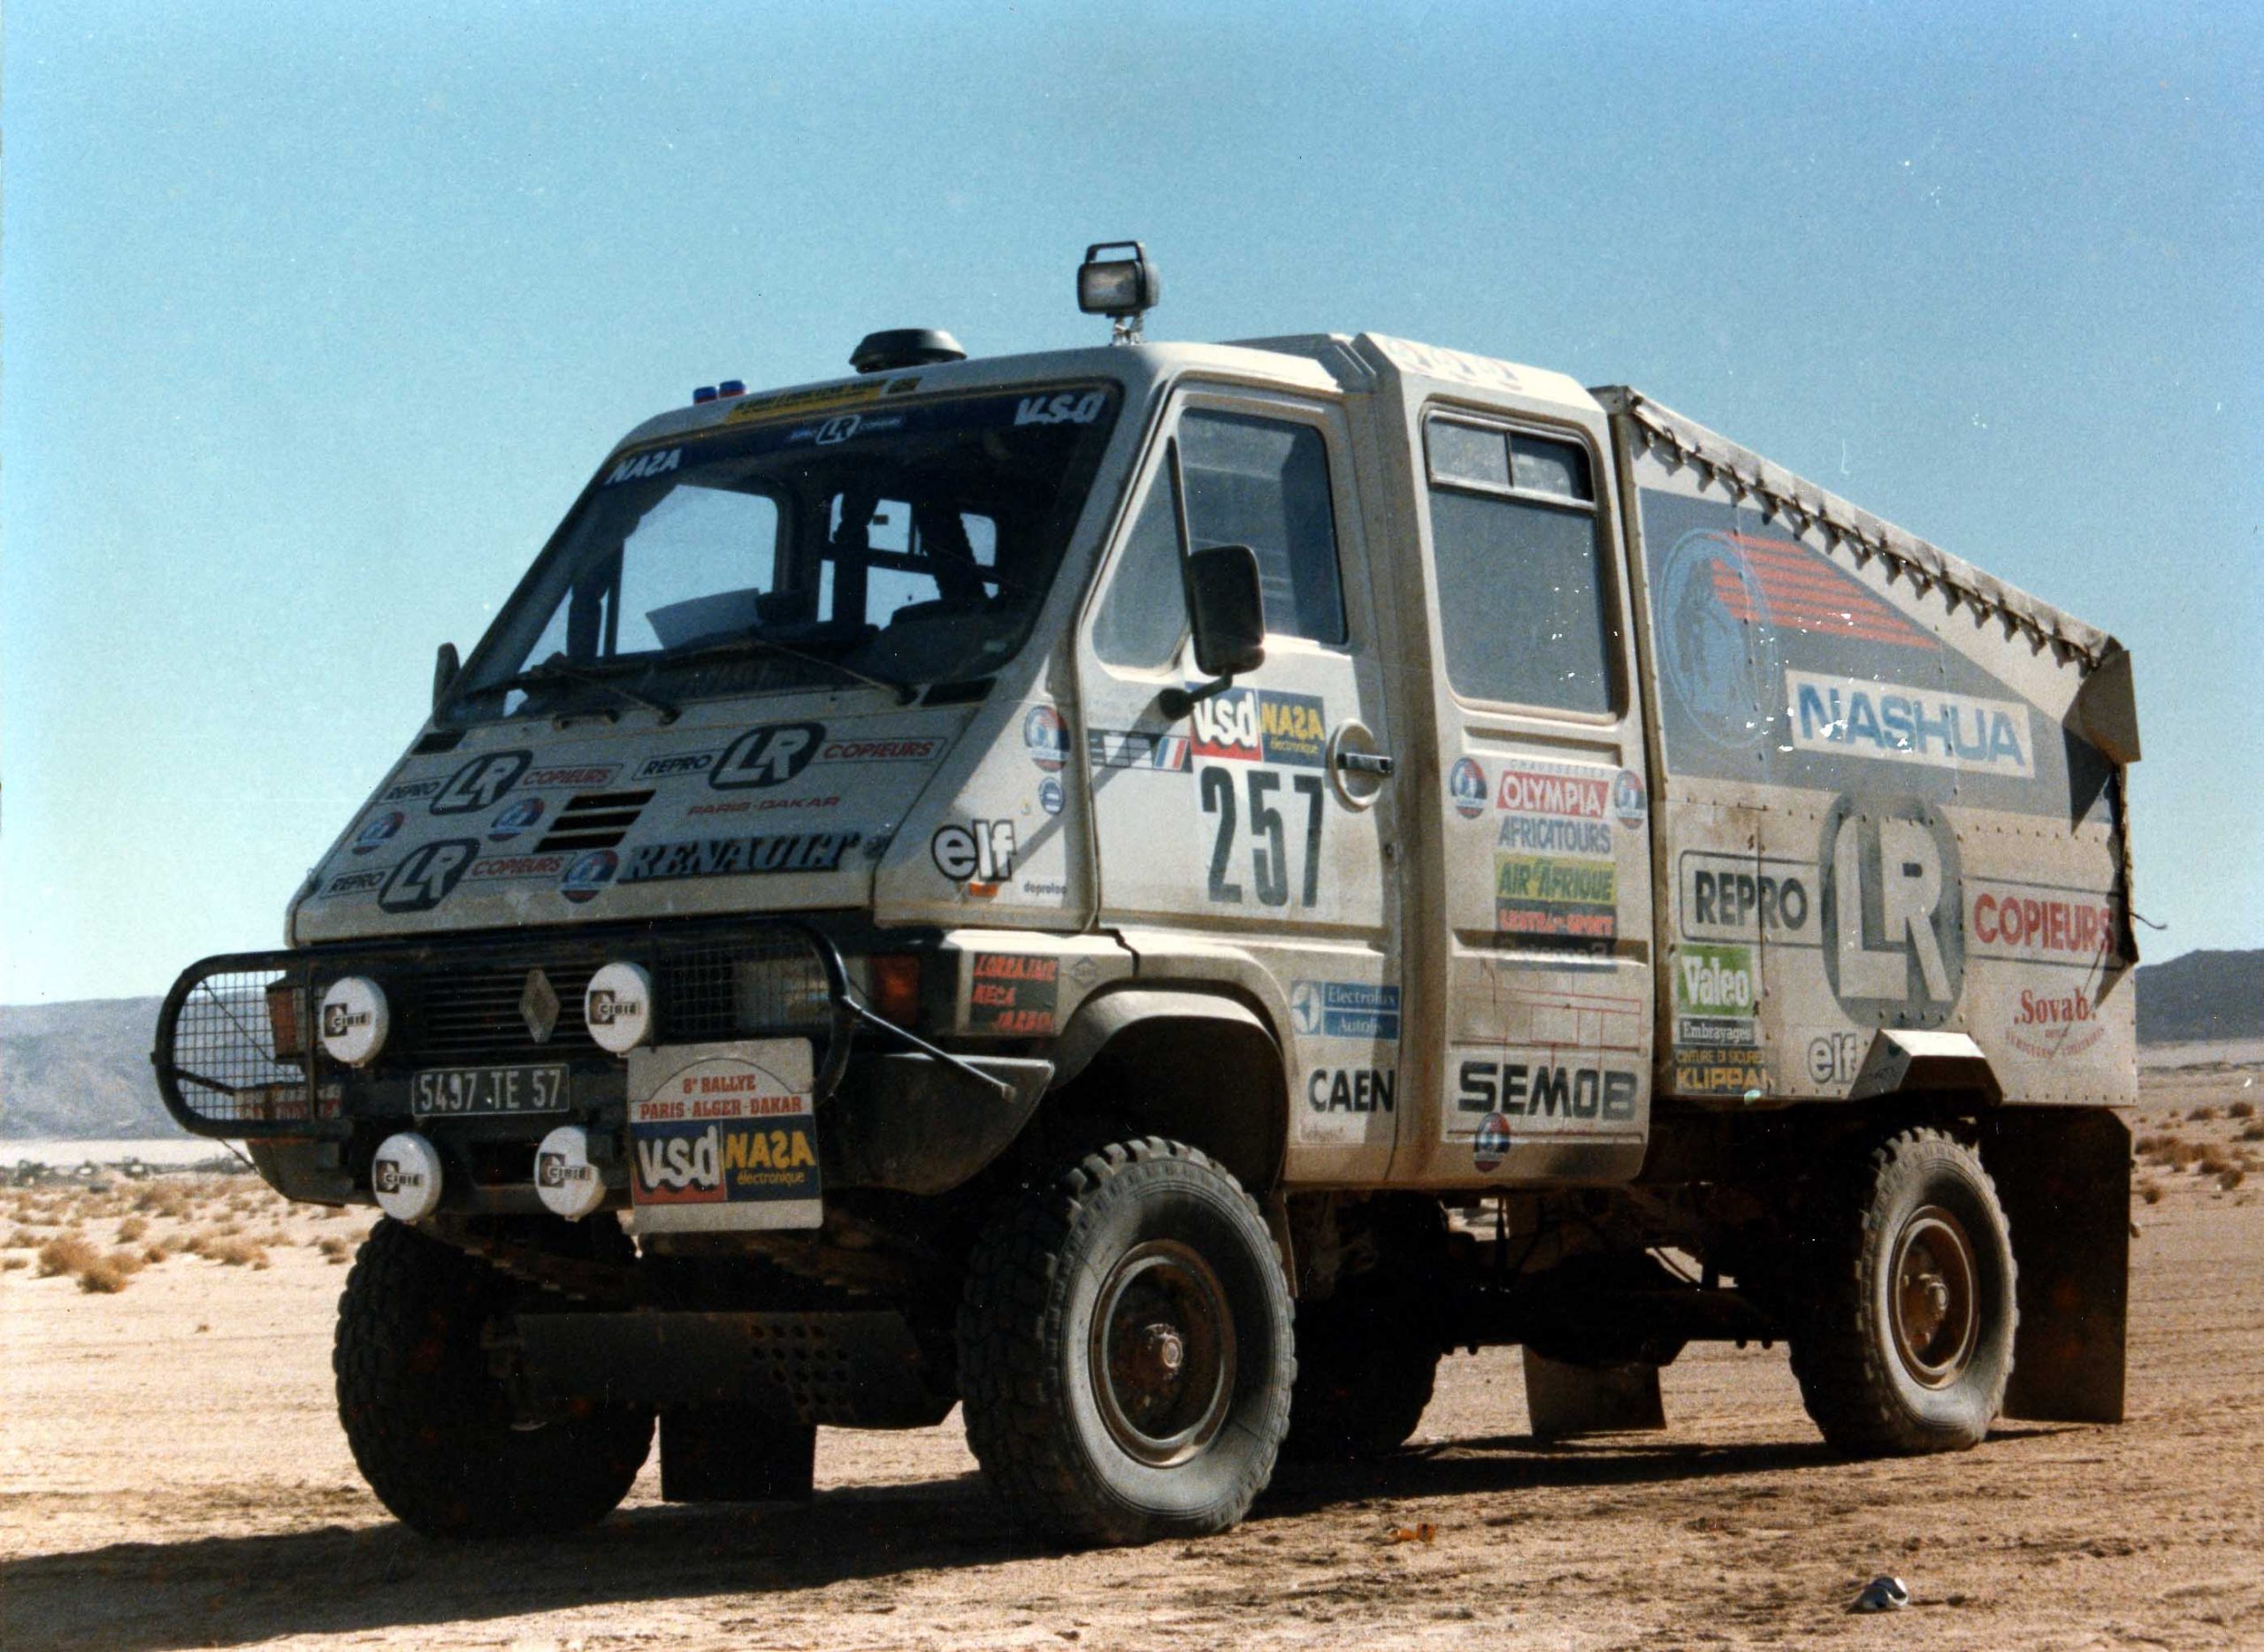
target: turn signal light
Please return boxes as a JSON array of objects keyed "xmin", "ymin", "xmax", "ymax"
[{"xmin": 868, "ymin": 953, "xmax": 922, "ymax": 1027}]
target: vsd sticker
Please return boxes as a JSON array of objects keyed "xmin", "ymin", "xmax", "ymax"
[{"xmin": 625, "ymin": 1041, "xmax": 820, "ymax": 1232}]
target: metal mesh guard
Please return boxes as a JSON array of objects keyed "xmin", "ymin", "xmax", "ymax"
[{"xmin": 166, "ymin": 967, "xmax": 310, "ymax": 1128}]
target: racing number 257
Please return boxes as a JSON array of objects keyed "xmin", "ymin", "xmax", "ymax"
[{"xmin": 1200, "ymin": 766, "xmax": 1325, "ymax": 906}]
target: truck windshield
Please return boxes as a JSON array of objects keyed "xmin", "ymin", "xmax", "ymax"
[{"xmin": 446, "ymin": 384, "xmax": 1121, "ymax": 721}]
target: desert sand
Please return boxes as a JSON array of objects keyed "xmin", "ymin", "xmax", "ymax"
[{"xmin": 4, "ymin": 1062, "xmax": 2260, "ymax": 1651}]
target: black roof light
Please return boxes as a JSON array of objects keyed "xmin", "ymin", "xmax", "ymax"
[
  {"xmin": 1078, "ymin": 241, "xmax": 1160, "ymax": 344},
  {"xmin": 850, "ymin": 328, "xmax": 967, "ymax": 374}
]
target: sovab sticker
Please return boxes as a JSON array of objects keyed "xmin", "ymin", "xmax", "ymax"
[
  {"xmin": 1449, "ymin": 758, "xmax": 1488, "ymax": 819},
  {"xmin": 487, "ymin": 797, "xmax": 546, "ymax": 842},
  {"xmin": 559, "ymin": 849, "xmax": 618, "ymax": 904},
  {"xmin": 1612, "ymin": 769, "xmax": 1648, "ymax": 826},
  {"xmin": 969, "ymin": 953, "xmax": 1059, "ymax": 1035},
  {"xmin": 1473, "ymin": 1112, "xmax": 1512, "ymax": 1174},
  {"xmin": 626, "ymin": 1042, "xmax": 819, "ymax": 1233}
]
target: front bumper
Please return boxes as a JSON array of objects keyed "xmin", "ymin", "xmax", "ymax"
[{"xmin": 155, "ymin": 916, "xmax": 1050, "ymax": 1212}]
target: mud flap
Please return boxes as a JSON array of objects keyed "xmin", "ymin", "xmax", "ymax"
[
  {"xmin": 661, "ymin": 1403, "xmax": 815, "ymax": 1503},
  {"xmin": 1983, "ymin": 1107, "xmax": 2130, "ymax": 1424},
  {"xmin": 1522, "ymin": 1349, "xmax": 1666, "ymax": 1439}
]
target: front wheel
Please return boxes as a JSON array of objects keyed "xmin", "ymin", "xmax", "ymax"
[
  {"xmin": 1788, "ymin": 1127, "xmax": 2016, "ymax": 1455},
  {"xmin": 334, "ymin": 1218, "xmax": 654, "ymax": 1538},
  {"xmin": 956, "ymin": 1138, "xmax": 1294, "ymax": 1545}
]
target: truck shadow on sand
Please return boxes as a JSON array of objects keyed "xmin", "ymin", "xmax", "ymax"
[{"xmin": 4, "ymin": 1429, "xmax": 2063, "ymax": 1652}]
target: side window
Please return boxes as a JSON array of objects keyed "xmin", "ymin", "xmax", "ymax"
[
  {"xmin": 1090, "ymin": 472, "xmax": 1189, "ymax": 669},
  {"xmin": 1424, "ymin": 416, "xmax": 1617, "ymax": 714},
  {"xmin": 1180, "ymin": 410, "xmax": 1346, "ymax": 646}
]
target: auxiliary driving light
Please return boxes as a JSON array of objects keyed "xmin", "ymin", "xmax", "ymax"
[
  {"xmin": 370, "ymin": 1132, "xmax": 444, "ymax": 1223},
  {"xmin": 533, "ymin": 1126, "xmax": 606, "ymax": 1220},
  {"xmin": 1077, "ymin": 241, "xmax": 1160, "ymax": 340},
  {"xmin": 318, "ymin": 976, "xmax": 390, "ymax": 1067},
  {"xmin": 584, "ymin": 961, "xmax": 654, "ymax": 1054}
]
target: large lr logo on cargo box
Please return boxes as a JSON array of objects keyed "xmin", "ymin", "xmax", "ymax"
[{"xmin": 1818, "ymin": 794, "xmax": 1964, "ymax": 1027}]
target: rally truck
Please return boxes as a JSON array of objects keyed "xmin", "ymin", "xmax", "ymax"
[{"xmin": 155, "ymin": 243, "xmax": 2140, "ymax": 1545}]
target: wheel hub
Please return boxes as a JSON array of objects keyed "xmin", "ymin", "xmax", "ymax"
[
  {"xmin": 1890, "ymin": 1205, "xmax": 1980, "ymax": 1388},
  {"xmin": 1089, "ymin": 1240, "xmax": 1236, "ymax": 1467}
]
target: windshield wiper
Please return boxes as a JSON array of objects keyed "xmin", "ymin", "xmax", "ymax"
[
  {"xmin": 669, "ymin": 634, "xmax": 918, "ymax": 704},
  {"xmin": 496, "ymin": 658, "xmax": 682, "ymax": 724}
]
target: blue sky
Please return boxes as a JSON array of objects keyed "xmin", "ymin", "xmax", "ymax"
[{"xmin": 4, "ymin": 1, "xmax": 2259, "ymax": 1003}]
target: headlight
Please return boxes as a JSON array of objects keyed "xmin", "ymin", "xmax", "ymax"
[
  {"xmin": 584, "ymin": 961, "xmax": 654, "ymax": 1054},
  {"xmin": 318, "ymin": 977, "xmax": 390, "ymax": 1067}
]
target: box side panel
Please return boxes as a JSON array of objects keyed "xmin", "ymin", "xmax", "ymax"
[{"xmin": 1613, "ymin": 417, "xmax": 2136, "ymax": 1108}]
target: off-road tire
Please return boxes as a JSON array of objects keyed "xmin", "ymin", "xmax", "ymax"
[
  {"xmin": 957, "ymin": 1137, "xmax": 1295, "ymax": 1545},
  {"xmin": 1281, "ymin": 1281, "xmax": 1439, "ymax": 1461},
  {"xmin": 335, "ymin": 1218, "xmax": 654, "ymax": 1538},
  {"xmin": 1788, "ymin": 1127, "xmax": 2016, "ymax": 1456}
]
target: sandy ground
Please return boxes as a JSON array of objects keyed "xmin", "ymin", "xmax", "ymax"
[{"xmin": 4, "ymin": 1066, "xmax": 2260, "ymax": 1652}]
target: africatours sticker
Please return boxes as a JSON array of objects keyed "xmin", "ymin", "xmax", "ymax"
[
  {"xmin": 1498, "ymin": 814, "xmax": 1612, "ymax": 855},
  {"xmin": 2003, "ymin": 986, "xmax": 2106, "ymax": 1059},
  {"xmin": 350, "ymin": 811, "xmax": 405, "ymax": 855},
  {"xmin": 1449, "ymin": 758, "xmax": 1488, "ymax": 819},
  {"xmin": 1289, "ymin": 980, "xmax": 1402, "ymax": 1041},
  {"xmin": 1495, "ymin": 853, "xmax": 1617, "ymax": 949},
  {"xmin": 968, "ymin": 953, "xmax": 1059, "ymax": 1036},
  {"xmin": 1188, "ymin": 687, "xmax": 1326, "ymax": 767},
  {"xmin": 1786, "ymin": 670, "xmax": 2034, "ymax": 778},
  {"xmin": 618, "ymin": 831, "xmax": 862, "ymax": 884}
]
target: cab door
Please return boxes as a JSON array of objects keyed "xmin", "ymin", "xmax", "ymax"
[
  {"xmin": 1397, "ymin": 406, "xmax": 1656, "ymax": 1186},
  {"xmin": 1074, "ymin": 386, "xmax": 1404, "ymax": 1182}
]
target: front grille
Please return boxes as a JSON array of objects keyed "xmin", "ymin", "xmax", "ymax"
[
  {"xmin": 405, "ymin": 962, "xmax": 601, "ymax": 1064},
  {"xmin": 659, "ymin": 938, "xmax": 830, "ymax": 1043},
  {"xmin": 164, "ymin": 967, "xmax": 311, "ymax": 1126}
]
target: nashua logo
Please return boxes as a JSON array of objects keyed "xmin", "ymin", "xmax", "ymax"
[{"xmin": 1818, "ymin": 794, "xmax": 1965, "ymax": 1027}]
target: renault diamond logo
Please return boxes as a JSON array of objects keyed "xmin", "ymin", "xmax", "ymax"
[{"xmin": 520, "ymin": 968, "xmax": 561, "ymax": 1044}]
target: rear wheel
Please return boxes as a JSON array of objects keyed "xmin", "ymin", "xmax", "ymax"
[
  {"xmin": 1788, "ymin": 1128, "xmax": 2015, "ymax": 1455},
  {"xmin": 334, "ymin": 1218, "xmax": 654, "ymax": 1538},
  {"xmin": 1281, "ymin": 1280, "xmax": 1440, "ymax": 1461},
  {"xmin": 956, "ymin": 1138, "xmax": 1294, "ymax": 1545}
]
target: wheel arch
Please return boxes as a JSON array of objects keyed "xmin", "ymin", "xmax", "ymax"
[{"xmin": 1043, "ymin": 987, "xmax": 1289, "ymax": 1192}]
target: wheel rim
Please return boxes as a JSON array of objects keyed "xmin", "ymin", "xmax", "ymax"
[
  {"xmin": 1088, "ymin": 1239, "xmax": 1237, "ymax": 1467},
  {"xmin": 1890, "ymin": 1205, "xmax": 1980, "ymax": 1388}
]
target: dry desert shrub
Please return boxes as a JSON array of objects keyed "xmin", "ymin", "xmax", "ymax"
[
  {"xmin": 2189, "ymin": 1105, "xmax": 2220, "ymax": 1122},
  {"xmin": 2138, "ymin": 1180, "xmax": 2164, "ymax": 1205},
  {"xmin": 1, "ymin": 1255, "xmax": 27, "ymax": 1271},
  {"xmin": 198, "ymin": 1235, "xmax": 270, "ymax": 1269},
  {"xmin": 36, "ymin": 1235, "xmax": 98, "ymax": 1278},
  {"xmin": 2243, "ymin": 1122, "xmax": 2264, "ymax": 1143},
  {"xmin": 2222, "ymin": 1167, "xmax": 2247, "ymax": 1191},
  {"xmin": 4, "ymin": 1227, "xmax": 41, "ymax": 1250},
  {"xmin": 78, "ymin": 1259, "xmax": 132, "ymax": 1293},
  {"xmin": 2197, "ymin": 1145, "xmax": 2236, "ymax": 1177},
  {"xmin": 143, "ymin": 1243, "xmax": 171, "ymax": 1266},
  {"xmin": 133, "ymin": 1184, "xmax": 190, "ymax": 1219},
  {"xmin": 2230, "ymin": 1100, "xmax": 2257, "ymax": 1120},
  {"xmin": 116, "ymin": 1215, "xmax": 149, "ymax": 1243},
  {"xmin": 317, "ymin": 1235, "xmax": 353, "ymax": 1264}
]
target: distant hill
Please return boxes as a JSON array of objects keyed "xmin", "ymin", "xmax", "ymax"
[
  {"xmin": 2135, "ymin": 949, "xmax": 2264, "ymax": 1046},
  {"xmin": 1, "ymin": 998, "xmax": 182, "ymax": 1140},
  {"xmin": 1, "ymin": 951, "xmax": 2256, "ymax": 1138}
]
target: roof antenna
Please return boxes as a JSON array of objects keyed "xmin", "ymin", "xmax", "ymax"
[{"xmin": 1076, "ymin": 241, "xmax": 1161, "ymax": 345}]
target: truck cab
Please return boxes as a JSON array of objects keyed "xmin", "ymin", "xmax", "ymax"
[{"xmin": 158, "ymin": 246, "xmax": 2138, "ymax": 1547}]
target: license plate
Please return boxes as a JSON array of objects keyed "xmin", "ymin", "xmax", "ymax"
[{"xmin": 410, "ymin": 1064, "xmax": 570, "ymax": 1117}]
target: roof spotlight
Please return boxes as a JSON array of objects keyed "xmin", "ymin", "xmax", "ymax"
[{"xmin": 1078, "ymin": 241, "xmax": 1160, "ymax": 344}]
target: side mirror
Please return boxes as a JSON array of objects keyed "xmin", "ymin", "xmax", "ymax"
[
  {"xmin": 1186, "ymin": 544, "xmax": 1266, "ymax": 677},
  {"xmin": 432, "ymin": 641, "xmax": 461, "ymax": 711},
  {"xmin": 1160, "ymin": 544, "xmax": 1266, "ymax": 718}
]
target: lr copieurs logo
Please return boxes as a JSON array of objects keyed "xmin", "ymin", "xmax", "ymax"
[{"xmin": 1818, "ymin": 794, "xmax": 1964, "ymax": 1028}]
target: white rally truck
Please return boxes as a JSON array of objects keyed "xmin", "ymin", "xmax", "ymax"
[{"xmin": 157, "ymin": 244, "xmax": 2140, "ymax": 1545}]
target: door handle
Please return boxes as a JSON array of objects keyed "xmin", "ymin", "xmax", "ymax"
[{"xmin": 1335, "ymin": 750, "xmax": 1395, "ymax": 777}]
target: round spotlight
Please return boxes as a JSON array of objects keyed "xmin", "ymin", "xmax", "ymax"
[
  {"xmin": 318, "ymin": 976, "xmax": 390, "ymax": 1067},
  {"xmin": 584, "ymin": 961, "xmax": 654, "ymax": 1054},
  {"xmin": 533, "ymin": 1126, "xmax": 607, "ymax": 1220},
  {"xmin": 370, "ymin": 1132, "xmax": 444, "ymax": 1223}
]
